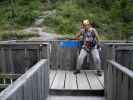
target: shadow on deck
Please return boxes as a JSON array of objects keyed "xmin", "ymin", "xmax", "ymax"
[{"xmin": 49, "ymin": 70, "xmax": 104, "ymax": 96}]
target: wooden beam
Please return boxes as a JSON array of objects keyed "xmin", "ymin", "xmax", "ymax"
[{"xmin": 0, "ymin": 74, "xmax": 21, "ymax": 79}]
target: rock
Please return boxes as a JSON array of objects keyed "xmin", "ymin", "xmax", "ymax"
[{"xmin": 34, "ymin": 17, "xmax": 44, "ymax": 27}]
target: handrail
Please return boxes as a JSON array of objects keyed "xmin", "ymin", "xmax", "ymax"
[
  {"xmin": 107, "ymin": 60, "xmax": 133, "ymax": 79},
  {"xmin": 104, "ymin": 42, "xmax": 133, "ymax": 45},
  {"xmin": 0, "ymin": 40, "xmax": 133, "ymax": 43},
  {"xmin": 0, "ymin": 59, "xmax": 48, "ymax": 100},
  {"xmin": 0, "ymin": 42, "xmax": 49, "ymax": 45},
  {"xmin": 105, "ymin": 60, "xmax": 133, "ymax": 100}
]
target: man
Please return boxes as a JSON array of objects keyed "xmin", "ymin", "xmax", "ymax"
[{"xmin": 74, "ymin": 19, "xmax": 102, "ymax": 76}]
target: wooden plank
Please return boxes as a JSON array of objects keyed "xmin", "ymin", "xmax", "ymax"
[
  {"xmin": 24, "ymin": 48, "xmax": 30, "ymax": 72},
  {"xmin": 116, "ymin": 50, "xmax": 131, "ymax": 69},
  {"xmin": 8, "ymin": 49, "xmax": 14, "ymax": 74},
  {"xmin": 33, "ymin": 72, "xmax": 38, "ymax": 100},
  {"xmin": 76, "ymin": 71, "xmax": 90, "ymax": 90},
  {"xmin": 37, "ymin": 49, "xmax": 41, "ymax": 61},
  {"xmin": 116, "ymin": 45, "xmax": 133, "ymax": 50},
  {"xmin": 121, "ymin": 75, "xmax": 129, "ymax": 100},
  {"xmin": 112, "ymin": 66, "xmax": 117, "ymax": 100},
  {"xmin": 48, "ymin": 95, "xmax": 105, "ymax": 100},
  {"xmin": 96, "ymin": 72, "xmax": 104, "ymax": 88},
  {"xmin": 0, "ymin": 42, "xmax": 48, "ymax": 45},
  {"xmin": 23, "ymin": 78, "xmax": 32, "ymax": 100},
  {"xmin": 50, "ymin": 41, "xmax": 58, "ymax": 69},
  {"xmin": 58, "ymin": 46, "xmax": 78, "ymax": 70},
  {"xmin": 129, "ymin": 50, "xmax": 133, "ymax": 70},
  {"xmin": 51, "ymin": 70, "xmax": 66, "ymax": 89},
  {"xmin": 13, "ymin": 49, "xmax": 26, "ymax": 74},
  {"xmin": 0, "ymin": 45, "xmax": 46, "ymax": 50},
  {"xmin": 116, "ymin": 69, "xmax": 121, "ymax": 100},
  {"xmin": 40, "ymin": 64, "xmax": 45, "ymax": 99},
  {"xmin": 129, "ymin": 79, "xmax": 133, "ymax": 100},
  {"xmin": 1, "ymin": 48, "xmax": 6, "ymax": 73},
  {"xmin": 104, "ymin": 63, "xmax": 108, "ymax": 98},
  {"xmin": 65, "ymin": 71, "xmax": 77, "ymax": 90},
  {"xmin": 49, "ymin": 70, "xmax": 57, "ymax": 88},
  {"xmin": 37, "ymin": 68, "xmax": 42, "ymax": 100},
  {"xmin": 109, "ymin": 64, "xmax": 113, "ymax": 100},
  {"xmin": 0, "ymin": 74, "xmax": 21, "ymax": 79},
  {"xmin": 44, "ymin": 60, "xmax": 49, "ymax": 99},
  {"xmin": 0, "ymin": 84, "xmax": 9, "ymax": 89},
  {"xmin": 28, "ymin": 49, "xmax": 39, "ymax": 68},
  {"xmin": 42, "ymin": 44, "xmax": 49, "ymax": 60},
  {"xmin": 30, "ymin": 74, "xmax": 36, "ymax": 100},
  {"xmin": 85, "ymin": 71, "xmax": 103, "ymax": 90}
]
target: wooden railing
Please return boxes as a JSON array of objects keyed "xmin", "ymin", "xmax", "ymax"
[
  {"xmin": 0, "ymin": 40, "xmax": 132, "ymax": 71},
  {"xmin": 0, "ymin": 59, "xmax": 49, "ymax": 100},
  {"xmin": 0, "ymin": 42, "xmax": 49, "ymax": 74},
  {"xmin": 102, "ymin": 42, "xmax": 133, "ymax": 70},
  {"xmin": 105, "ymin": 60, "xmax": 133, "ymax": 100}
]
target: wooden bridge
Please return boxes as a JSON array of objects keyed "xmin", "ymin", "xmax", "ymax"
[{"xmin": 0, "ymin": 40, "xmax": 132, "ymax": 100}]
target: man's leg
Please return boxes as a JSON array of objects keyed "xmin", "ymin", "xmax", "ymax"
[
  {"xmin": 74, "ymin": 49, "xmax": 87, "ymax": 74},
  {"xmin": 91, "ymin": 48, "xmax": 102, "ymax": 76}
]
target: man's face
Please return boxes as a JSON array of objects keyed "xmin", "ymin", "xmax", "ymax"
[{"xmin": 83, "ymin": 24, "xmax": 90, "ymax": 31}]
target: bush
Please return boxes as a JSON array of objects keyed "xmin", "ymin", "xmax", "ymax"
[
  {"xmin": 99, "ymin": 34, "xmax": 113, "ymax": 40},
  {"xmin": 55, "ymin": 19, "xmax": 78, "ymax": 34},
  {"xmin": 44, "ymin": 15, "xmax": 79, "ymax": 34},
  {"xmin": 44, "ymin": 1, "xmax": 87, "ymax": 34},
  {"xmin": 0, "ymin": 31, "xmax": 39, "ymax": 40},
  {"xmin": 44, "ymin": 1, "xmax": 113, "ymax": 35},
  {"xmin": 0, "ymin": 0, "xmax": 42, "ymax": 26}
]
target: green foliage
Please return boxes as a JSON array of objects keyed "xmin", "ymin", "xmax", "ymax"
[
  {"xmin": 99, "ymin": 34, "xmax": 113, "ymax": 40},
  {"xmin": 0, "ymin": 0, "xmax": 42, "ymax": 26},
  {"xmin": 44, "ymin": 1, "xmax": 86, "ymax": 34},
  {"xmin": 44, "ymin": 0, "xmax": 133, "ymax": 40},
  {"xmin": 44, "ymin": 0, "xmax": 111, "ymax": 36},
  {"xmin": 56, "ymin": 2, "xmax": 86, "ymax": 21},
  {"xmin": 0, "ymin": 0, "xmax": 133, "ymax": 40},
  {"xmin": 109, "ymin": 0, "xmax": 133, "ymax": 39},
  {"xmin": 44, "ymin": 15, "xmax": 79, "ymax": 34},
  {"xmin": 0, "ymin": 31, "xmax": 39, "ymax": 40},
  {"xmin": 121, "ymin": 22, "xmax": 133, "ymax": 39}
]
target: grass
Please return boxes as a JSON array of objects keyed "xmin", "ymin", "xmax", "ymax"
[{"xmin": 0, "ymin": 30, "xmax": 39, "ymax": 40}]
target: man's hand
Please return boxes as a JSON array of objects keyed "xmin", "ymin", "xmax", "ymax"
[
  {"xmin": 65, "ymin": 37, "xmax": 80, "ymax": 40},
  {"xmin": 65, "ymin": 37, "xmax": 75, "ymax": 40}
]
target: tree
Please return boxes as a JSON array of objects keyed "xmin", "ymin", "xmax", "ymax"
[{"xmin": 9, "ymin": 0, "xmax": 17, "ymax": 25}]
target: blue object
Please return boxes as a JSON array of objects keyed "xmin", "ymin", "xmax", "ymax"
[{"xmin": 59, "ymin": 41, "xmax": 80, "ymax": 47}]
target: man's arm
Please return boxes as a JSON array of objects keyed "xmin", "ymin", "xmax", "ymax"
[
  {"xmin": 75, "ymin": 32, "xmax": 82, "ymax": 39},
  {"xmin": 65, "ymin": 32, "xmax": 82, "ymax": 40}
]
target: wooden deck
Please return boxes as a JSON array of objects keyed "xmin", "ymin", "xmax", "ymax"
[
  {"xmin": 49, "ymin": 70, "xmax": 104, "ymax": 96},
  {"xmin": 47, "ymin": 95, "xmax": 105, "ymax": 100}
]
